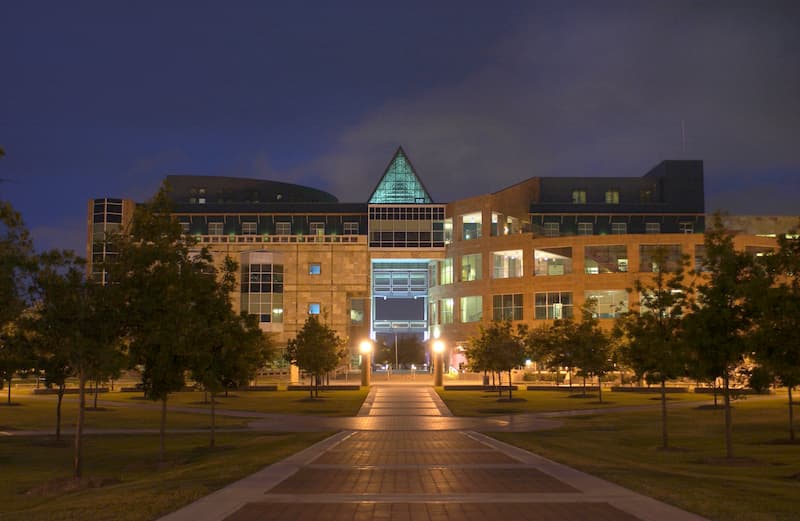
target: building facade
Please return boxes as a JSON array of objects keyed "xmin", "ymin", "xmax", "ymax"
[{"xmin": 87, "ymin": 147, "xmax": 787, "ymax": 370}]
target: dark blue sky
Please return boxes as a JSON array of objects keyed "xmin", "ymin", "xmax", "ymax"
[{"xmin": 2, "ymin": 1, "xmax": 799, "ymax": 253}]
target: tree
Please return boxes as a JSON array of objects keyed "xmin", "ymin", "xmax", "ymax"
[
  {"xmin": 34, "ymin": 250, "xmax": 124, "ymax": 477},
  {"xmin": 753, "ymin": 228, "xmax": 800, "ymax": 441},
  {"xmin": 569, "ymin": 301, "xmax": 614, "ymax": 402},
  {"xmin": 683, "ymin": 214, "xmax": 768, "ymax": 458},
  {"xmin": 109, "ymin": 184, "xmax": 216, "ymax": 461},
  {"xmin": 615, "ymin": 248, "xmax": 692, "ymax": 448},
  {"xmin": 0, "ymin": 201, "xmax": 34, "ymax": 405},
  {"xmin": 190, "ymin": 256, "xmax": 275, "ymax": 447},
  {"xmin": 285, "ymin": 315, "xmax": 343, "ymax": 398},
  {"xmin": 468, "ymin": 321, "xmax": 526, "ymax": 399}
]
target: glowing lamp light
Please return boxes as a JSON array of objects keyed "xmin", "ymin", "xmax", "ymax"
[
  {"xmin": 359, "ymin": 340, "xmax": 373, "ymax": 354},
  {"xmin": 433, "ymin": 340, "xmax": 445, "ymax": 354}
]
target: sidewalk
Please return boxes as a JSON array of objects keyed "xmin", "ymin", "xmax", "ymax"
[{"xmin": 157, "ymin": 384, "xmax": 708, "ymax": 521}]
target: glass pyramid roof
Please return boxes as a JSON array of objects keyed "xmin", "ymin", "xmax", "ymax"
[{"xmin": 368, "ymin": 147, "xmax": 433, "ymax": 204}]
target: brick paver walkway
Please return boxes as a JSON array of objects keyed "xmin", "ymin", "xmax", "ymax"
[{"xmin": 159, "ymin": 384, "xmax": 708, "ymax": 521}]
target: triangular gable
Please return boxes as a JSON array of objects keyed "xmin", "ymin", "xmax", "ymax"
[{"xmin": 368, "ymin": 147, "xmax": 433, "ymax": 204}]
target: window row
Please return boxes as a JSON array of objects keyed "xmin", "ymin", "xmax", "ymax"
[
  {"xmin": 541, "ymin": 221, "xmax": 694, "ymax": 237},
  {"xmin": 182, "ymin": 221, "xmax": 360, "ymax": 236},
  {"xmin": 369, "ymin": 206, "xmax": 445, "ymax": 220}
]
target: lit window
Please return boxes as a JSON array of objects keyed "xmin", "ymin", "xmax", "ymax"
[
  {"xmin": 460, "ymin": 296, "xmax": 482, "ymax": 323},
  {"xmin": 534, "ymin": 247, "xmax": 572, "ymax": 276},
  {"xmin": 308, "ymin": 303, "xmax": 321, "ymax": 315},
  {"xmin": 492, "ymin": 250, "xmax": 523, "ymax": 278},
  {"xmin": 460, "ymin": 254, "xmax": 482, "ymax": 281},
  {"xmin": 275, "ymin": 222, "xmax": 291, "ymax": 235},
  {"xmin": 605, "ymin": 190, "xmax": 620, "ymax": 204},
  {"xmin": 461, "ymin": 212, "xmax": 482, "ymax": 240},
  {"xmin": 645, "ymin": 222, "xmax": 661, "ymax": 234},
  {"xmin": 310, "ymin": 222, "xmax": 325, "ymax": 236},
  {"xmin": 441, "ymin": 298, "xmax": 454, "ymax": 324},
  {"xmin": 309, "ymin": 263, "xmax": 321, "ymax": 275},
  {"xmin": 585, "ymin": 290, "xmax": 628, "ymax": 318},
  {"xmin": 543, "ymin": 222, "xmax": 560, "ymax": 237},
  {"xmin": 439, "ymin": 258, "xmax": 454, "ymax": 285},
  {"xmin": 180, "ymin": 222, "xmax": 190, "ymax": 234},
  {"xmin": 208, "ymin": 222, "xmax": 224, "ymax": 235},
  {"xmin": 343, "ymin": 222, "xmax": 359, "ymax": 235},
  {"xmin": 679, "ymin": 222, "xmax": 694, "ymax": 234},
  {"xmin": 242, "ymin": 222, "xmax": 257, "ymax": 235},
  {"xmin": 584, "ymin": 245, "xmax": 628, "ymax": 274},
  {"xmin": 611, "ymin": 222, "xmax": 627, "ymax": 235},
  {"xmin": 577, "ymin": 222, "xmax": 593, "ymax": 235},
  {"xmin": 572, "ymin": 190, "xmax": 586, "ymax": 204}
]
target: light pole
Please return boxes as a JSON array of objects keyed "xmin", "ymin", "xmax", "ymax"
[
  {"xmin": 433, "ymin": 340, "xmax": 445, "ymax": 387},
  {"xmin": 394, "ymin": 332, "xmax": 398, "ymax": 371},
  {"xmin": 359, "ymin": 340, "xmax": 373, "ymax": 387}
]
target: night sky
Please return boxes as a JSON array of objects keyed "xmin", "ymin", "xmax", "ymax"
[{"xmin": 2, "ymin": 1, "xmax": 799, "ymax": 254}]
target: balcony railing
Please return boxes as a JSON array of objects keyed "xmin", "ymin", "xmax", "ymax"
[{"xmin": 193, "ymin": 234, "xmax": 367, "ymax": 244}]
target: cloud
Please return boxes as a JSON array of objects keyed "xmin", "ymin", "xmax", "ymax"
[{"xmin": 298, "ymin": 1, "xmax": 800, "ymax": 211}]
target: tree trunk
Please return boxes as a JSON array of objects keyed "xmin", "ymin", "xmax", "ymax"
[
  {"xmin": 160, "ymin": 397, "xmax": 167, "ymax": 462},
  {"xmin": 598, "ymin": 375, "xmax": 603, "ymax": 403},
  {"xmin": 497, "ymin": 372, "xmax": 503, "ymax": 398},
  {"xmin": 713, "ymin": 384, "xmax": 718, "ymax": 407},
  {"xmin": 56, "ymin": 386, "xmax": 64, "ymax": 441},
  {"xmin": 6, "ymin": 377, "xmax": 11, "ymax": 404},
  {"xmin": 660, "ymin": 378, "xmax": 668, "ymax": 449},
  {"xmin": 210, "ymin": 392, "xmax": 216, "ymax": 448},
  {"xmin": 507, "ymin": 370, "xmax": 513, "ymax": 400},
  {"xmin": 309, "ymin": 378, "xmax": 313, "ymax": 399},
  {"xmin": 582, "ymin": 375, "xmax": 587, "ymax": 397},
  {"xmin": 723, "ymin": 372, "xmax": 733, "ymax": 459},
  {"xmin": 73, "ymin": 368, "xmax": 87, "ymax": 478},
  {"xmin": 93, "ymin": 380, "xmax": 99, "ymax": 409},
  {"xmin": 789, "ymin": 386, "xmax": 795, "ymax": 442}
]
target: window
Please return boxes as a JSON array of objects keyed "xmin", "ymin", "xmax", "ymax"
[
  {"xmin": 310, "ymin": 222, "xmax": 325, "ymax": 236},
  {"xmin": 492, "ymin": 250, "xmax": 523, "ymax": 278},
  {"xmin": 461, "ymin": 212, "xmax": 482, "ymax": 240},
  {"xmin": 694, "ymin": 244, "xmax": 707, "ymax": 272},
  {"xmin": 585, "ymin": 290, "xmax": 628, "ymax": 318},
  {"xmin": 428, "ymin": 262, "xmax": 437, "ymax": 287},
  {"xmin": 242, "ymin": 222, "xmax": 257, "ymax": 235},
  {"xmin": 308, "ymin": 303, "xmax": 321, "ymax": 315},
  {"xmin": 543, "ymin": 222, "xmax": 560, "ymax": 237},
  {"xmin": 605, "ymin": 190, "xmax": 620, "ymax": 204},
  {"xmin": 429, "ymin": 301, "xmax": 439, "ymax": 325},
  {"xmin": 343, "ymin": 222, "xmax": 359, "ymax": 235},
  {"xmin": 611, "ymin": 222, "xmax": 627, "ymax": 235},
  {"xmin": 535, "ymin": 292, "xmax": 573, "ymax": 320},
  {"xmin": 639, "ymin": 245, "xmax": 682, "ymax": 272},
  {"xmin": 350, "ymin": 298, "xmax": 365, "ymax": 324},
  {"xmin": 460, "ymin": 254, "xmax": 482, "ymax": 281},
  {"xmin": 577, "ymin": 222, "xmax": 593, "ymax": 235},
  {"xmin": 309, "ymin": 263, "xmax": 321, "ymax": 275},
  {"xmin": 679, "ymin": 222, "xmax": 694, "ymax": 234},
  {"xmin": 572, "ymin": 190, "xmax": 586, "ymax": 204},
  {"xmin": 441, "ymin": 298, "xmax": 454, "ymax": 324},
  {"xmin": 275, "ymin": 222, "xmax": 291, "ymax": 235},
  {"xmin": 180, "ymin": 222, "xmax": 190, "ymax": 234},
  {"xmin": 240, "ymin": 262, "xmax": 284, "ymax": 323},
  {"xmin": 640, "ymin": 189, "xmax": 653, "ymax": 202},
  {"xmin": 460, "ymin": 296, "xmax": 482, "ymax": 323},
  {"xmin": 208, "ymin": 222, "xmax": 224, "ymax": 235},
  {"xmin": 534, "ymin": 247, "xmax": 572, "ymax": 276},
  {"xmin": 439, "ymin": 258, "xmax": 454, "ymax": 285},
  {"xmin": 493, "ymin": 294, "xmax": 523, "ymax": 321},
  {"xmin": 444, "ymin": 218, "xmax": 453, "ymax": 244},
  {"xmin": 439, "ymin": 258, "xmax": 453, "ymax": 285},
  {"xmin": 584, "ymin": 245, "xmax": 628, "ymax": 274},
  {"xmin": 645, "ymin": 222, "xmax": 661, "ymax": 234}
]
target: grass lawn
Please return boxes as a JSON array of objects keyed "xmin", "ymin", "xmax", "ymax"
[
  {"xmin": 488, "ymin": 397, "xmax": 800, "ymax": 521},
  {"xmin": 437, "ymin": 388, "xmax": 711, "ymax": 416},
  {"xmin": 97, "ymin": 389, "xmax": 369, "ymax": 417},
  {"xmin": 0, "ymin": 397, "xmax": 249, "ymax": 432},
  {"xmin": 0, "ymin": 431, "xmax": 332, "ymax": 521}
]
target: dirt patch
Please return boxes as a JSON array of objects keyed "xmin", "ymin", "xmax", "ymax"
[{"xmin": 26, "ymin": 476, "xmax": 121, "ymax": 496}]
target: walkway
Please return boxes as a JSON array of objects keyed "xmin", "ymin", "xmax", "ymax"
[{"xmin": 158, "ymin": 384, "xmax": 708, "ymax": 521}]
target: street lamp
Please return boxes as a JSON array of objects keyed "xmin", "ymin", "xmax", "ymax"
[
  {"xmin": 359, "ymin": 340, "xmax": 373, "ymax": 387},
  {"xmin": 433, "ymin": 340, "xmax": 445, "ymax": 387}
]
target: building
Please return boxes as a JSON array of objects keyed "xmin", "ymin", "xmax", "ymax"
[{"xmin": 87, "ymin": 147, "xmax": 787, "ymax": 372}]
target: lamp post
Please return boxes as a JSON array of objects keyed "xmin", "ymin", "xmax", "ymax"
[
  {"xmin": 433, "ymin": 340, "xmax": 445, "ymax": 387},
  {"xmin": 359, "ymin": 340, "xmax": 373, "ymax": 387}
]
